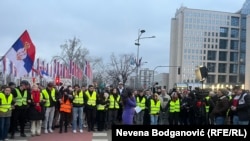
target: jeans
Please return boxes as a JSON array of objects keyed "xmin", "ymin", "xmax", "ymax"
[
  {"xmin": 72, "ymin": 107, "xmax": 83, "ymax": 130},
  {"xmin": 0, "ymin": 117, "xmax": 10, "ymax": 140},
  {"xmin": 44, "ymin": 107, "xmax": 55, "ymax": 130},
  {"xmin": 233, "ymin": 115, "xmax": 249, "ymax": 125},
  {"xmin": 215, "ymin": 116, "xmax": 225, "ymax": 125},
  {"xmin": 150, "ymin": 115, "xmax": 159, "ymax": 125}
]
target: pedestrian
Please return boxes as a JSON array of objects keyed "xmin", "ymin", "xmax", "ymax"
[
  {"xmin": 84, "ymin": 85, "xmax": 98, "ymax": 132},
  {"xmin": 0, "ymin": 86, "xmax": 14, "ymax": 141},
  {"xmin": 121, "ymin": 88, "xmax": 136, "ymax": 125},
  {"xmin": 59, "ymin": 88, "xmax": 73, "ymax": 133},
  {"xmin": 72, "ymin": 84, "xmax": 84, "ymax": 133},
  {"xmin": 10, "ymin": 80, "xmax": 30, "ymax": 139},
  {"xmin": 42, "ymin": 82, "xmax": 58, "ymax": 134},
  {"xmin": 27, "ymin": 84, "xmax": 45, "ymax": 136}
]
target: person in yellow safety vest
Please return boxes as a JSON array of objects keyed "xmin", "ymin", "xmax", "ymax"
[
  {"xmin": 149, "ymin": 93, "xmax": 161, "ymax": 125},
  {"xmin": 42, "ymin": 82, "xmax": 58, "ymax": 134},
  {"xmin": 59, "ymin": 88, "xmax": 73, "ymax": 133},
  {"xmin": 167, "ymin": 92, "xmax": 181, "ymax": 125},
  {"xmin": 72, "ymin": 84, "xmax": 84, "ymax": 133},
  {"xmin": 135, "ymin": 89, "xmax": 147, "ymax": 125},
  {"xmin": 84, "ymin": 84, "xmax": 98, "ymax": 132},
  {"xmin": 0, "ymin": 86, "xmax": 14, "ymax": 141},
  {"xmin": 10, "ymin": 80, "xmax": 30, "ymax": 139},
  {"xmin": 107, "ymin": 88, "xmax": 121, "ymax": 129},
  {"xmin": 204, "ymin": 93, "xmax": 215, "ymax": 125},
  {"xmin": 96, "ymin": 91, "xmax": 109, "ymax": 131}
]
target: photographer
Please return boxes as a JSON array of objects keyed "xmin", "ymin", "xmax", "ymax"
[{"xmin": 58, "ymin": 88, "xmax": 73, "ymax": 133}]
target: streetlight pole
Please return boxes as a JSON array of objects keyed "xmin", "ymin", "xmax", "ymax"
[{"xmin": 134, "ymin": 29, "xmax": 155, "ymax": 89}]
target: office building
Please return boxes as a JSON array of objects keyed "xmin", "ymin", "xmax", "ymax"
[{"xmin": 169, "ymin": 0, "xmax": 250, "ymax": 89}]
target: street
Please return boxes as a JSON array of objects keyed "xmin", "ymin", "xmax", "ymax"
[{"xmin": 6, "ymin": 127, "xmax": 111, "ymax": 141}]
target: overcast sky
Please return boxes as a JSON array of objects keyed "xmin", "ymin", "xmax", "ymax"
[{"xmin": 0, "ymin": 0, "xmax": 246, "ymax": 73}]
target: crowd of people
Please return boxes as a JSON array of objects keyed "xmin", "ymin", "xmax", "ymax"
[{"xmin": 0, "ymin": 80, "xmax": 250, "ymax": 141}]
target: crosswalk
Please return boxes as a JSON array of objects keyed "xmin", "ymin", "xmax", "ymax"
[{"xmin": 92, "ymin": 132, "xmax": 110, "ymax": 141}]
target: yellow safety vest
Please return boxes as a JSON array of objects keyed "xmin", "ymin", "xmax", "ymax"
[
  {"xmin": 205, "ymin": 96, "xmax": 210, "ymax": 113},
  {"xmin": 169, "ymin": 99, "xmax": 180, "ymax": 113},
  {"xmin": 150, "ymin": 99, "xmax": 161, "ymax": 114},
  {"xmin": 42, "ymin": 88, "xmax": 56, "ymax": 107},
  {"xmin": 73, "ymin": 91, "xmax": 84, "ymax": 104},
  {"xmin": 136, "ymin": 97, "xmax": 146, "ymax": 110},
  {"xmin": 85, "ymin": 91, "xmax": 97, "ymax": 106},
  {"xmin": 108, "ymin": 95, "xmax": 120, "ymax": 109},
  {"xmin": 15, "ymin": 88, "xmax": 27, "ymax": 106},
  {"xmin": 97, "ymin": 98, "xmax": 108, "ymax": 111},
  {"xmin": 0, "ymin": 93, "xmax": 13, "ymax": 112}
]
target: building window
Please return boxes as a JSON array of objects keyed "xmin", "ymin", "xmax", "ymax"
[
  {"xmin": 219, "ymin": 51, "xmax": 227, "ymax": 61},
  {"xmin": 231, "ymin": 28, "xmax": 239, "ymax": 38},
  {"xmin": 229, "ymin": 76, "xmax": 237, "ymax": 83},
  {"xmin": 219, "ymin": 39, "xmax": 228, "ymax": 49},
  {"xmin": 218, "ymin": 75, "xmax": 226, "ymax": 83},
  {"xmin": 220, "ymin": 27, "xmax": 228, "ymax": 37},
  {"xmin": 218, "ymin": 63, "xmax": 227, "ymax": 73},
  {"xmin": 207, "ymin": 75, "xmax": 215, "ymax": 83},
  {"xmin": 231, "ymin": 16, "xmax": 239, "ymax": 26},
  {"xmin": 230, "ymin": 52, "xmax": 238, "ymax": 62},
  {"xmin": 230, "ymin": 40, "xmax": 239, "ymax": 50},
  {"xmin": 207, "ymin": 50, "xmax": 216, "ymax": 60},
  {"xmin": 229, "ymin": 64, "xmax": 238, "ymax": 74},
  {"xmin": 207, "ymin": 63, "xmax": 216, "ymax": 72}
]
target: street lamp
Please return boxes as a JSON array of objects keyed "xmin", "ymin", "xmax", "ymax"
[{"xmin": 134, "ymin": 29, "xmax": 155, "ymax": 89}]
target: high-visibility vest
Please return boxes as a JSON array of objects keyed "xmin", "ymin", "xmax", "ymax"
[
  {"xmin": 97, "ymin": 98, "xmax": 108, "ymax": 111},
  {"xmin": 108, "ymin": 95, "xmax": 120, "ymax": 109},
  {"xmin": 205, "ymin": 96, "xmax": 210, "ymax": 113},
  {"xmin": 60, "ymin": 97, "xmax": 72, "ymax": 113},
  {"xmin": 15, "ymin": 88, "xmax": 27, "ymax": 106},
  {"xmin": 0, "ymin": 93, "xmax": 13, "ymax": 112},
  {"xmin": 73, "ymin": 91, "xmax": 84, "ymax": 104},
  {"xmin": 85, "ymin": 91, "xmax": 97, "ymax": 106},
  {"xmin": 136, "ymin": 97, "xmax": 146, "ymax": 110},
  {"xmin": 42, "ymin": 88, "xmax": 56, "ymax": 107},
  {"xmin": 150, "ymin": 99, "xmax": 161, "ymax": 114},
  {"xmin": 169, "ymin": 99, "xmax": 180, "ymax": 113}
]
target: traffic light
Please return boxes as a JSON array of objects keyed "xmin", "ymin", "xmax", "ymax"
[
  {"xmin": 55, "ymin": 76, "xmax": 60, "ymax": 85},
  {"xmin": 178, "ymin": 67, "xmax": 181, "ymax": 75}
]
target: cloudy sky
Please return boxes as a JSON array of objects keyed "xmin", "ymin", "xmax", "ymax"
[{"xmin": 0, "ymin": 0, "xmax": 246, "ymax": 73}]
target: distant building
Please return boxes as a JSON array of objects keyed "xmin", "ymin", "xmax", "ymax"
[{"xmin": 169, "ymin": 1, "xmax": 250, "ymax": 89}]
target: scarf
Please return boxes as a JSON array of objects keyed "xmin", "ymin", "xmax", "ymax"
[{"xmin": 32, "ymin": 90, "xmax": 41, "ymax": 112}]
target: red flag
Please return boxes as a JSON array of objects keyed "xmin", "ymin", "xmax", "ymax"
[{"xmin": 85, "ymin": 61, "xmax": 92, "ymax": 80}]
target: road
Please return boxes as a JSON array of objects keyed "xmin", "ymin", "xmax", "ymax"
[{"xmin": 6, "ymin": 127, "xmax": 111, "ymax": 141}]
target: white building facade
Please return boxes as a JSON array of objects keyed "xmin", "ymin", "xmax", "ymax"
[{"xmin": 169, "ymin": 1, "xmax": 250, "ymax": 90}]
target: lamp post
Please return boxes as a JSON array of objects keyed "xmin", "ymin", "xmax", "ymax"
[{"xmin": 134, "ymin": 29, "xmax": 155, "ymax": 89}]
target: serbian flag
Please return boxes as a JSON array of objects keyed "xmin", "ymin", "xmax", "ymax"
[{"xmin": 4, "ymin": 30, "xmax": 36, "ymax": 77}]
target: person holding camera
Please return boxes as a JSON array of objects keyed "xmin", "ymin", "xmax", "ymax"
[{"xmin": 58, "ymin": 88, "xmax": 73, "ymax": 133}]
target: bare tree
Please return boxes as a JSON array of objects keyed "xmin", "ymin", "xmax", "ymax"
[
  {"xmin": 106, "ymin": 53, "xmax": 135, "ymax": 86},
  {"xmin": 52, "ymin": 37, "xmax": 89, "ymax": 66}
]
